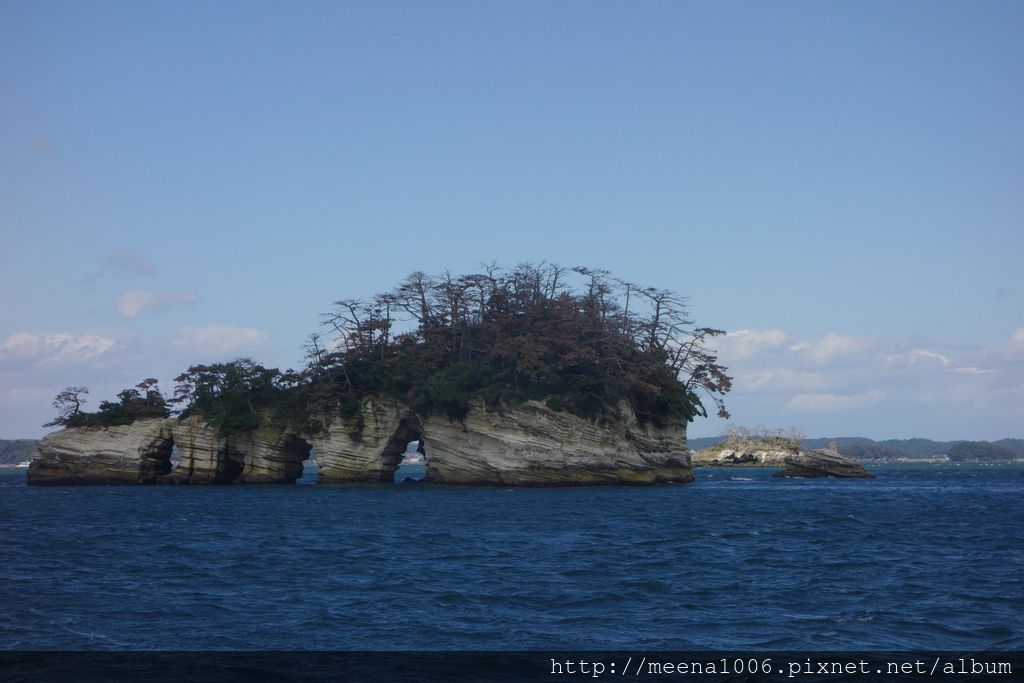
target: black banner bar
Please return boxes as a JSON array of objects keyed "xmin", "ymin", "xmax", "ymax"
[{"xmin": 1, "ymin": 651, "xmax": 1021, "ymax": 683}]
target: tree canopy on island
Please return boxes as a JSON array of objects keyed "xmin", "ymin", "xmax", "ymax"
[
  {"xmin": 46, "ymin": 263, "xmax": 732, "ymax": 436},
  {"xmin": 44, "ymin": 380, "xmax": 170, "ymax": 428},
  {"xmin": 705, "ymin": 425, "xmax": 806, "ymax": 454},
  {"xmin": 948, "ymin": 440, "xmax": 1015, "ymax": 462}
]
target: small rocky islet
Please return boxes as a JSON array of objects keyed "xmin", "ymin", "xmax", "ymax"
[
  {"xmin": 26, "ymin": 264, "xmax": 872, "ymax": 486},
  {"xmin": 691, "ymin": 437, "xmax": 875, "ymax": 478}
]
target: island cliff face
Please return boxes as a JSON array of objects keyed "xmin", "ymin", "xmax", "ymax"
[
  {"xmin": 27, "ymin": 397, "xmax": 693, "ymax": 486},
  {"xmin": 309, "ymin": 397, "xmax": 417, "ymax": 484},
  {"xmin": 27, "ymin": 419, "xmax": 175, "ymax": 485},
  {"xmin": 161, "ymin": 416, "xmax": 234, "ymax": 484},
  {"xmin": 423, "ymin": 400, "xmax": 691, "ymax": 485}
]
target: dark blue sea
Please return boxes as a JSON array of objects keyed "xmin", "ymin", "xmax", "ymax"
[{"xmin": 1, "ymin": 464, "xmax": 1022, "ymax": 651}]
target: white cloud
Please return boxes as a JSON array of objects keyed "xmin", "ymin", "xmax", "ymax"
[
  {"xmin": 719, "ymin": 329, "xmax": 787, "ymax": 359},
  {"xmin": 81, "ymin": 249, "xmax": 157, "ymax": 285},
  {"xmin": 0, "ymin": 332, "xmax": 115, "ymax": 368},
  {"xmin": 789, "ymin": 332, "xmax": 873, "ymax": 364},
  {"xmin": 1007, "ymin": 328, "xmax": 1024, "ymax": 359},
  {"xmin": 735, "ymin": 368, "xmax": 830, "ymax": 393},
  {"xmin": 171, "ymin": 324, "xmax": 270, "ymax": 356},
  {"xmin": 952, "ymin": 367, "xmax": 995, "ymax": 375},
  {"xmin": 909, "ymin": 349, "xmax": 951, "ymax": 366},
  {"xmin": 883, "ymin": 348, "xmax": 952, "ymax": 368},
  {"xmin": 0, "ymin": 386, "xmax": 54, "ymax": 407},
  {"xmin": 115, "ymin": 289, "xmax": 200, "ymax": 319},
  {"xmin": 104, "ymin": 249, "xmax": 154, "ymax": 275},
  {"xmin": 784, "ymin": 390, "xmax": 884, "ymax": 413}
]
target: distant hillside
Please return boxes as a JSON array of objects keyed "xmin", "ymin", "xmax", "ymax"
[
  {"xmin": 994, "ymin": 438, "xmax": 1024, "ymax": 456},
  {"xmin": 688, "ymin": 435, "xmax": 1024, "ymax": 461},
  {"xmin": 0, "ymin": 439, "xmax": 39, "ymax": 465},
  {"xmin": 803, "ymin": 437, "xmax": 946, "ymax": 459},
  {"xmin": 688, "ymin": 436, "xmax": 729, "ymax": 451},
  {"xmin": 947, "ymin": 441, "xmax": 1017, "ymax": 462}
]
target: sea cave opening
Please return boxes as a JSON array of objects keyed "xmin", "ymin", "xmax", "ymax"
[
  {"xmin": 393, "ymin": 439, "xmax": 427, "ymax": 484},
  {"xmin": 298, "ymin": 446, "xmax": 318, "ymax": 485},
  {"xmin": 379, "ymin": 416, "xmax": 426, "ymax": 484},
  {"xmin": 273, "ymin": 433, "xmax": 313, "ymax": 485}
]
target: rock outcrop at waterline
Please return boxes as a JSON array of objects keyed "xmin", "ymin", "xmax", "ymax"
[
  {"xmin": 691, "ymin": 440, "xmax": 875, "ymax": 479},
  {"xmin": 26, "ymin": 419, "xmax": 175, "ymax": 485},
  {"xmin": 27, "ymin": 398, "xmax": 693, "ymax": 486},
  {"xmin": 28, "ymin": 416, "xmax": 310, "ymax": 486},
  {"xmin": 772, "ymin": 448, "xmax": 875, "ymax": 479},
  {"xmin": 310, "ymin": 397, "xmax": 418, "ymax": 484},
  {"xmin": 690, "ymin": 445, "xmax": 793, "ymax": 467},
  {"xmin": 160, "ymin": 416, "xmax": 233, "ymax": 484}
]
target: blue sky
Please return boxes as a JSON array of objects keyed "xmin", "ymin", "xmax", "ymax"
[{"xmin": 2, "ymin": 1, "xmax": 1022, "ymax": 440}]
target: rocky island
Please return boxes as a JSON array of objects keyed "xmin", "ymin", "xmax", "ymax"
[
  {"xmin": 691, "ymin": 426, "xmax": 804, "ymax": 467},
  {"xmin": 29, "ymin": 264, "xmax": 727, "ymax": 486},
  {"xmin": 692, "ymin": 428, "xmax": 875, "ymax": 478},
  {"xmin": 773, "ymin": 446, "xmax": 876, "ymax": 478},
  {"xmin": 28, "ymin": 399, "xmax": 693, "ymax": 486}
]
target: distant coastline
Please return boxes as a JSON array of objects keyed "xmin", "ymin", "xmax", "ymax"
[
  {"xmin": 0, "ymin": 439, "xmax": 38, "ymax": 467},
  {"xmin": 689, "ymin": 435, "xmax": 1024, "ymax": 464}
]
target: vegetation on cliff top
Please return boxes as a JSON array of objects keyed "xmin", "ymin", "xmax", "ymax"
[
  {"xmin": 47, "ymin": 263, "xmax": 732, "ymax": 437},
  {"xmin": 704, "ymin": 425, "xmax": 805, "ymax": 454},
  {"xmin": 44, "ymin": 380, "xmax": 170, "ymax": 428}
]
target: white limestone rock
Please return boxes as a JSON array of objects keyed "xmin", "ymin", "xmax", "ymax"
[
  {"xmin": 27, "ymin": 418, "xmax": 174, "ymax": 485},
  {"xmin": 310, "ymin": 397, "xmax": 418, "ymax": 483},
  {"xmin": 162, "ymin": 416, "xmax": 237, "ymax": 484},
  {"xmin": 690, "ymin": 446, "xmax": 793, "ymax": 467},
  {"xmin": 230, "ymin": 428, "xmax": 312, "ymax": 484},
  {"xmin": 28, "ymin": 397, "xmax": 694, "ymax": 487},
  {"xmin": 774, "ymin": 447, "xmax": 876, "ymax": 478},
  {"xmin": 421, "ymin": 400, "xmax": 692, "ymax": 485}
]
